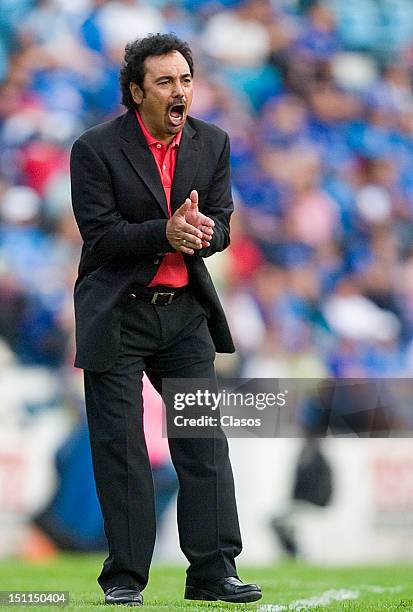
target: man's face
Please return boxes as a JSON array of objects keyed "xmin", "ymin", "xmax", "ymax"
[{"xmin": 130, "ymin": 51, "xmax": 193, "ymax": 143}]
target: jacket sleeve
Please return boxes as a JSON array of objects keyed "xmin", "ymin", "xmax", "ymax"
[
  {"xmin": 70, "ymin": 138, "xmax": 173, "ymax": 261},
  {"xmin": 198, "ymin": 133, "xmax": 233, "ymax": 258}
]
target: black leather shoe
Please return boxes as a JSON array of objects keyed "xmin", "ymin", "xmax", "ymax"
[
  {"xmin": 104, "ymin": 586, "xmax": 143, "ymax": 605},
  {"xmin": 185, "ymin": 576, "xmax": 262, "ymax": 603}
]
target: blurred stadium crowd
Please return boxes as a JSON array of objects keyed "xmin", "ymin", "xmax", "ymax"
[{"xmin": 2, "ymin": 0, "xmax": 413, "ymax": 385}]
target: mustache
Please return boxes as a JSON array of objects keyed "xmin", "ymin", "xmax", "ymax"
[{"xmin": 168, "ymin": 99, "xmax": 186, "ymax": 110}]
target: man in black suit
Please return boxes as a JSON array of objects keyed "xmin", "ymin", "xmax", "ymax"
[{"xmin": 70, "ymin": 34, "xmax": 262, "ymax": 606}]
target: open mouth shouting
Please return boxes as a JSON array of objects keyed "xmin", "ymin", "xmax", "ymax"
[{"xmin": 168, "ymin": 102, "xmax": 186, "ymax": 127}]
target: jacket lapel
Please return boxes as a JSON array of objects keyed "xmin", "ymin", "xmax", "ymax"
[
  {"xmin": 119, "ymin": 110, "xmax": 201, "ymax": 217},
  {"xmin": 119, "ymin": 110, "xmax": 168, "ymax": 217},
  {"xmin": 171, "ymin": 120, "xmax": 200, "ymax": 213}
]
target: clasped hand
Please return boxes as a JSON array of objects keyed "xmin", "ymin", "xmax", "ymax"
[{"xmin": 166, "ymin": 190, "xmax": 214, "ymax": 255}]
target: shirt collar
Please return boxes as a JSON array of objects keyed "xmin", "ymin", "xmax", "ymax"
[{"xmin": 135, "ymin": 110, "xmax": 182, "ymax": 148}]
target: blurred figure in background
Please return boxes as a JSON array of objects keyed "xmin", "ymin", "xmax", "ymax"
[{"xmin": 32, "ymin": 376, "xmax": 178, "ymax": 553}]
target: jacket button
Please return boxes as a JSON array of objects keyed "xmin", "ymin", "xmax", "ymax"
[{"xmin": 128, "ymin": 293, "xmax": 137, "ymax": 302}]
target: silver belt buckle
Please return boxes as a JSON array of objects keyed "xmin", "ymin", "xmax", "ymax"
[{"xmin": 151, "ymin": 291, "xmax": 174, "ymax": 305}]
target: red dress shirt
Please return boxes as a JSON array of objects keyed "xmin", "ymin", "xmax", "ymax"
[{"xmin": 136, "ymin": 111, "xmax": 188, "ymax": 288}]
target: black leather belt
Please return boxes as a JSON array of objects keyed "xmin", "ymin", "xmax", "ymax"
[{"xmin": 126, "ymin": 285, "xmax": 188, "ymax": 306}]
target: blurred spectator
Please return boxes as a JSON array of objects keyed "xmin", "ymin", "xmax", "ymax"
[
  {"xmin": 294, "ymin": 2, "xmax": 340, "ymax": 60},
  {"xmin": 33, "ymin": 376, "xmax": 178, "ymax": 551},
  {"xmin": 201, "ymin": 0, "xmax": 281, "ymax": 107}
]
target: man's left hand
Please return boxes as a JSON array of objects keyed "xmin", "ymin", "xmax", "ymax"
[{"xmin": 185, "ymin": 190, "xmax": 214, "ymax": 248}]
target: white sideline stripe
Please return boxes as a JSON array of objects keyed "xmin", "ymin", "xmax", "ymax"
[
  {"xmin": 259, "ymin": 584, "xmax": 404, "ymax": 611},
  {"xmin": 259, "ymin": 589, "xmax": 360, "ymax": 611}
]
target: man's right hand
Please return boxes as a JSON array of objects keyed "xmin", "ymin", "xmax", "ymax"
[{"xmin": 166, "ymin": 199, "xmax": 203, "ymax": 255}]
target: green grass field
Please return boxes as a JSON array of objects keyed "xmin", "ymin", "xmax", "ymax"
[{"xmin": 0, "ymin": 555, "xmax": 412, "ymax": 611}]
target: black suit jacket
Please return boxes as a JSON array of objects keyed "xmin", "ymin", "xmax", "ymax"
[{"xmin": 70, "ymin": 109, "xmax": 235, "ymax": 371}]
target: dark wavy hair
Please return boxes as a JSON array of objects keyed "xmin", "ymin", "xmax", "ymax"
[{"xmin": 119, "ymin": 33, "xmax": 194, "ymax": 110}]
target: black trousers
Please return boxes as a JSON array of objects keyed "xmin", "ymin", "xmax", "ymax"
[{"xmin": 83, "ymin": 289, "xmax": 242, "ymax": 592}]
